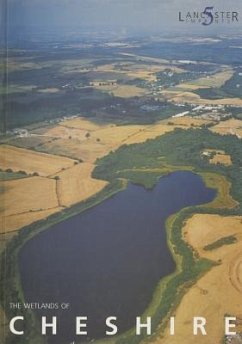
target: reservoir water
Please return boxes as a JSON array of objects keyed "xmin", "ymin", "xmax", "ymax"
[{"xmin": 19, "ymin": 171, "xmax": 216, "ymax": 343}]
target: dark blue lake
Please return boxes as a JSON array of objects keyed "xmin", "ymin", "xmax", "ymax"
[{"xmin": 19, "ymin": 171, "xmax": 215, "ymax": 343}]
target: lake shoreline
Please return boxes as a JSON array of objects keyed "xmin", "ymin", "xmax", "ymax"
[{"xmin": 0, "ymin": 168, "xmax": 238, "ymax": 344}]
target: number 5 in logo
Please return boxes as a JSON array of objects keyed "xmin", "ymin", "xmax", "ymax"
[{"xmin": 202, "ymin": 6, "xmax": 214, "ymax": 26}]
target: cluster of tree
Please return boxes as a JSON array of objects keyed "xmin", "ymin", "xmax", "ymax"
[{"xmin": 94, "ymin": 128, "xmax": 242, "ymax": 209}]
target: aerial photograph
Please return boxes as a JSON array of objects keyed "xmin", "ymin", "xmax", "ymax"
[{"xmin": 0, "ymin": 0, "xmax": 242, "ymax": 344}]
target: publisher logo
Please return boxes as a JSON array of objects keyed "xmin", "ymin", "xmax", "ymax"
[{"xmin": 178, "ymin": 7, "xmax": 239, "ymax": 25}]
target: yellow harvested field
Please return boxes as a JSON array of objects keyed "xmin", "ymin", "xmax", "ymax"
[
  {"xmin": 44, "ymin": 125, "xmax": 89, "ymax": 140},
  {"xmin": 0, "ymin": 163, "xmax": 107, "ymax": 232},
  {"xmin": 94, "ymin": 84, "xmax": 147, "ymax": 98},
  {"xmin": 95, "ymin": 62, "xmax": 185, "ymax": 82},
  {"xmin": 153, "ymin": 215, "xmax": 242, "ymax": 344},
  {"xmin": 104, "ymin": 118, "xmax": 210, "ymax": 145},
  {"xmin": 211, "ymin": 118, "xmax": 242, "ymax": 129},
  {"xmin": 0, "ymin": 145, "xmax": 76, "ymax": 176},
  {"xmin": 95, "ymin": 62, "xmax": 125, "ymax": 71},
  {"xmin": 125, "ymin": 66, "xmax": 184, "ymax": 81},
  {"xmin": 91, "ymin": 125, "xmax": 144, "ymax": 145},
  {"xmin": 210, "ymin": 153, "xmax": 232, "ymax": 166},
  {"xmin": 124, "ymin": 125, "xmax": 174, "ymax": 144},
  {"xmin": 118, "ymin": 117, "xmax": 212, "ymax": 145},
  {"xmin": 60, "ymin": 117, "xmax": 107, "ymax": 131},
  {"xmin": 0, "ymin": 164, "xmax": 107, "ymax": 232},
  {"xmin": 174, "ymin": 84, "xmax": 208, "ymax": 91},
  {"xmin": 210, "ymin": 98, "xmax": 242, "ymax": 106},
  {"xmin": 36, "ymin": 119, "xmax": 207, "ymax": 161},
  {"xmin": 162, "ymin": 116, "xmax": 213, "ymax": 127},
  {"xmin": 184, "ymin": 214, "xmax": 242, "ymax": 258},
  {"xmin": 91, "ymin": 119, "xmax": 209, "ymax": 147},
  {"xmin": 161, "ymin": 90, "xmax": 202, "ymax": 103},
  {"xmin": 162, "ymin": 90, "xmax": 242, "ymax": 106},
  {"xmin": 38, "ymin": 138, "xmax": 110, "ymax": 161},
  {"xmin": 112, "ymin": 85, "xmax": 147, "ymax": 97},
  {"xmin": 1, "ymin": 208, "xmax": 63, "ymax": 233},
  {"xmin": 61, "ymin": 117, "xmax": 214, "ymax": 150},
  {"xmin": 9, "ymin": 117, "xmax": 217, "ymax": 165},
  {"xmin": 203, "ymin": 149, "xmax": 232, "ymax": 166},
  {"xmin": 210, "ymin": 118, "xmax": 242, "ymax": 138},
  {"xmin": 54, "ymin": 163, "xmax": 108, "ymax": 207},
  {"xmin": 0, "ymin": 176, "xmax": 59, "ymax": 217},
  {"xmin": 181, "ymin": 69, "xmax": 234, "ymax": 88},
  {"xmin": 64, "ymin": 139, "xmax": 110, "ymax": 161}
]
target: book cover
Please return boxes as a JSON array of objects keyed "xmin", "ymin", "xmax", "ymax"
[{"xmin": 0, "ymin": 1, "xmax": 242, "ymax": 344}]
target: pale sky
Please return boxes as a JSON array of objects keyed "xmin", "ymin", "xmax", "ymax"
[{"xmin": 6, "ymin": 0, "xmax": 242, "ymax": 37}]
